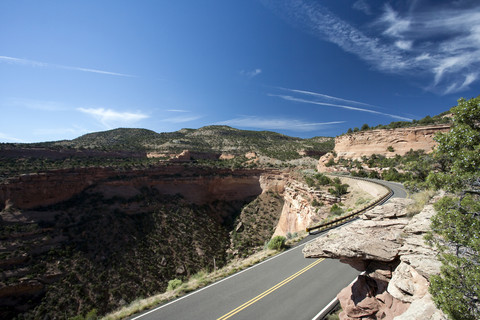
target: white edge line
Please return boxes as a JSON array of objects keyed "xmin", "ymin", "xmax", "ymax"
[
  {"xmin": 131, "ymin": 237, "xmax": 321, "ymax": 319},
  {"xmin": 132, "ymin": 177, "xmax": 398, "ymax": 319},
  {"xmin": 310, "ymin": 271, "xmax": 366, "ymax": 320}
]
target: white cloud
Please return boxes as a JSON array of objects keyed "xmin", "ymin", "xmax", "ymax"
[
  {"xmin": 352, "ymin": 0, "xmax": 372, "ymax": 15},
  {"xmin": 0, "ymin": 132, "xmax": 25, "ymax": 143},
  {"xmin": 77, "ymin": 107, "xmax": 148, "ymax": 128},
  {"xmin": 269, "ymin": 89, "xmax": 412, "ymax": 121},
  {"xmin": 380, "ymin": 5, "xmax": 411, "ymax": 38},
  {"xmin": 279, "ymin": 87, "xmax": 378, "ymax": 108},
  {"xmin": 395, "ymin": 40, "xmax": 413, "ymax": 50},
  {"xmin": 217, "ymin": 116, "xmax": 344, "ymax": 132},
  {"xmin": 166, "ymin": 109, "xmax": 189, "ymax": 113},
  {"xmin": 262, "ymin": 0, "xmax": 480, "ymax": 94},
  {"xmin": 0, "ymin": 55, "xmax": 134, "ymax": 77},
  {"xmin": 240, "ymin": 68, "xmax": 262, "ymax": 78},
  {"xmin": 161, "ymin": 115, "xmax": 202, "ymax": 123}
]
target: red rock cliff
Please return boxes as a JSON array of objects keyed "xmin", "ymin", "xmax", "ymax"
[
  {"xmin": 0, "ymin": 166, "xmax": 270, "ymax": 210},
  {"xmin": 334, "ymin": 125, "xmax": 450, "ymax": 160}
]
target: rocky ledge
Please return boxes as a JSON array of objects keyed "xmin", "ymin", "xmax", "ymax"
[{"xmin": 303, "ymin": 197, "xmax": 447, "ymax": 320}]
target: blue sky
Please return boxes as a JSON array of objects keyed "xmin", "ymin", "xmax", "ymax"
[{"xmin": 1, "ymin": 0, "xmax": 479, "ymax": 142}]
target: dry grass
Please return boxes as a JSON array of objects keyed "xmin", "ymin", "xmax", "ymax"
[
  {"xmin": 101, "ymin": 249, "xmax": 279, "ymax": 320},
  {"xmin": 406, "ymin": 189, "xmax": 436, "ymax": 216}
]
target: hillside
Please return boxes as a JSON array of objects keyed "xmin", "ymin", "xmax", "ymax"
[
  {"xmin": 0, "ymin": 126, "xmax": 333, "ymax": 180},
  {"xmin": 3, "ymin": 126, "xmax": 333, "ymax": 159}
]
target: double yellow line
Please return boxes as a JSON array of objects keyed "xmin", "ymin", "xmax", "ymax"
[{"xmin": 216, "ymin": 258, "xmax": 324, "ymax": 320}]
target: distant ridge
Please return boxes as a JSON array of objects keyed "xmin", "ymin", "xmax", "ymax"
[{"xmin": 1, "ymin": 125, "xmax": 334, "ymax": 161}]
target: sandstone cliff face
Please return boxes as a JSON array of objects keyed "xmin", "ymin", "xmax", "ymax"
[
  {"xmin": 273, "ymin": 179, "xmax": 329, "ymax": 236},
  {"xmin": 0, "ymin": 166, "xmax": 268, "ymax": 210},
  {"xmin": 303, "ymin": 197, "xmax": 447, "ymax": 320},
  {"xmin": 273, "ymin": 176, "xmax": 388, "ymax": 237},
  {"xmin": 333, "ymin": 125, "xmax": 450, "ymax": 160}
]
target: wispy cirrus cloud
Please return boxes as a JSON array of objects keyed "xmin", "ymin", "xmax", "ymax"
[
  {"xmin": 7, "ymin": 97, "xmax": 67, "ymax": 111},
  {"xmin": 240, "ymin": 68, "xmax": 262, "ymax": 78},
  {"xmin": 278, "ymin": 87, "xmax": 378, "ymax": 108},
  {"xmin": 160, "ymin": 109, "xmax": 202, "ymax": 123},
  {"xmin": 166, "ymin": 109, "xmax": 189, "ymax": 113},
  {"xmin": 0, "ymin": 55, "xmax": 134, "ymax": 77},
  {"xmin": 161, "ymin": 115, "xmax": 203, "ymax": 123},
  {"xmin": 77, "ymin": 107, "xmax": 148, "ymax": 128},
  {"xmin": 352, "ymin": 0, "xmax": 372, "ymax": 15},
  {"xmin": 269, "ymin": 88, "xmax": 412, "ymax": 121},
  {"xmin": 261, "ymin": 0, "xmax": 480, "ymax": 94},
  {"xmin": 217, "ymin": 116, "xmax": 344, "ymax": 132},
  {"xmin": 0, "ymin": 132, "xmax": 25, "ymax": 143}
]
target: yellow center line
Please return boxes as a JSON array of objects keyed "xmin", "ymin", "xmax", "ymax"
[{"xmin": 216, "ymin": 258, "xmax": 324, "ymax": 320}]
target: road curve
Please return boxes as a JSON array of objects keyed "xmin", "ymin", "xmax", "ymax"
[{"xmin": 129, "ymin": 179, "xmax": 407, "ymax": 320}]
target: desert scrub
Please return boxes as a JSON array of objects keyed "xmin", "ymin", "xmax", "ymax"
[
  {"xmin": 267, "ymin": 236, "xmax": 286, "ymax": 251},
  {"xmin": 406, "ymin": 190, "xmax": 435, "ymax": 216},
  {"xmin": 330, "ymin": 204, "xmax": 343, "ymax": 215},
  {"xmin": 167, "ymin": 279, "xmax": 182, "ymax": 291}
]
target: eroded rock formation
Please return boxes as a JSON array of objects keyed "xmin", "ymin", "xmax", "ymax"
[
  {"xmin": 333, "ymin": 125, "xmax": 450, "ymax": 160},
  {"xmin": 303, "ymin": 197, "xmax": 447, "ymax": 320},
  {"xmin": 0, "ymin": 166, "xmax": 268, "ymax": 210}
]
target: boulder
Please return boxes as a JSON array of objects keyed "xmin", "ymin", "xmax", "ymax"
[
  {"xmin": 393, "ymin": 293, "xmax": 447, "ymax": 320},
  {"xmin": 304, "ymin": 197, "xmax": 446, "ymax": 320},
  {"xmin": 387, "ymin": 262, "xmax": 428, "ymax": 303}
]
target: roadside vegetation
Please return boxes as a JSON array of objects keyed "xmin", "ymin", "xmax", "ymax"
[
  {"xmin": 344, "ymin": 111, "xmax": 451, "ymax": 134},
  {"xmin": 423, "ymin": 96, "xmax": 480, "ymax": 320},
  {"xmin": 102, "ymin": 234, "xmax": 302, "ymax": 320},
  {"xmin": 338, "ymin": 96, "xmax": 480, "ymax": 320},
  {"xmin": 326, "ymin": 149, "xmax": 434, "ymax": 192}
]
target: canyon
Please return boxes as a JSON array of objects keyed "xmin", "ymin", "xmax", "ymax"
[
  {"xmin": 0, "ymin": 123, "xmax": 451, "ymax": 319},
  {"xmin": 0, "ymin": 162, "xmax": 353, "ymax": 319}
]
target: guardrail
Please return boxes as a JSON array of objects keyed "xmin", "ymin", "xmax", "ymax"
[{"xmin": 305, "ymin": 176, "xmax": 393, "ymax": 234}]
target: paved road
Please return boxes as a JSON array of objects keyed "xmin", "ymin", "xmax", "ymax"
[{"xmin": 130, "ymin": 179, "xmax": 406, "ymax": 320}]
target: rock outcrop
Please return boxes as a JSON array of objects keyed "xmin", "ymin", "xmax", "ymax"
[
  {"xmin": 273, "ymin": 176, "xmax": 388, "ymax": 237},
  {"xmin": 303, "ymin": 197, "xmax": 447, "ymax": 320},
  {"xmin": 0, "ymin": 166, "xmax": 268, "ymax": 210},
  {"xmin": 333, "ymin": 125, "xmax": 450, "ymax": 160}
]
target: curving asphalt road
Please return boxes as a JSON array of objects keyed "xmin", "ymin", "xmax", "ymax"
[{"xmin": 129, "ymin": 179, "xmax": 407, "ymax": 320}]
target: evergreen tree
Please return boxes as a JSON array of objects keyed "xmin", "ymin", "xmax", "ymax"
[{"xmin": 426, "ymin": 96, "xmax": 480, "ymax": 320}]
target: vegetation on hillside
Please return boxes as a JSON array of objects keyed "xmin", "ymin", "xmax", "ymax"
[
  {"xmin": 344, "ymin": 111, "xmax": 452, "ymax": 134},
  {"xmin": 320, "ymin": 96, "xmax": 479, "ymax": 319},
  {"xmin": 424, "ymin": 96, "xmax": 480, "ymax": 320},
  {"xmin": 0, "ymin": 185, "xmax": 252, "ymax": 319},
  {"xmin": 1, "ymin": 125, "xmax": 333, "ymax": 161},
  {"xmin": 230, "ymin": 191, "xmax": 284, "ymax": 257},
  {"xmin": 0, "ymin": 126, "xmax": 333, "ymax": 179}
]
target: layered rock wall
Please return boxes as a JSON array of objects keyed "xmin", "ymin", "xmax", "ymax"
[
  {"xmin": 334, "ymin": 125, "xmax": 450, "ymax": 160},
  {"xmin": 303, "ymin": 197, "xmax": 446, "ymax": 320},
  {"xmin": 0, "ymin": 166, "xmax": 268, "ymax": 210},
  {"xmin": 273, "ymin": 177, "xmax": 388, "ymax": 236}
]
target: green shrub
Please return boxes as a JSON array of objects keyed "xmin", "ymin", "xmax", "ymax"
[
  {"xmin": 330, "ymin": 204, "xmax": 343, "ymax": 215},
  {"xmin": 167, "ymin": 279, "xmax": 183, "ymax": 291},
  {"xmin": 267, "ymin": 236, "xmax": 286, "ymax": 251},
  {"xmin": 325, "ymin": 158, "xmax": 335, "ymax": 167},
  {"xmin": 314, "ymin": 173, "xmax": 332, "ymax": 185},
  {"xmin": 328, "ymin": 183, "xmax": 349, "ymax": 197},
  {"xmin": 85, "ymin": 309, "xmax": 98, "ymax": 320}
]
